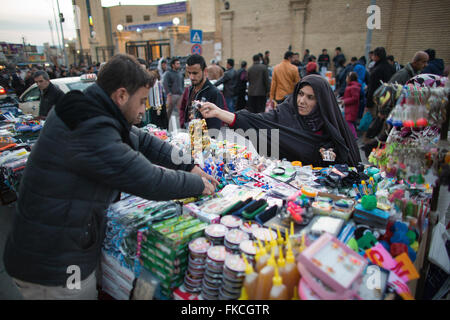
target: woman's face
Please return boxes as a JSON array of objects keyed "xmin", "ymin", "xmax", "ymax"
[{"xmin": 297, "ymin": 85, "xmax": 317, "ymax": 116}]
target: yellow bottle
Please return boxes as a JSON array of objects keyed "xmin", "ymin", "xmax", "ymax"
[
  {"xmin": 269, "ymin": 264, "xmax": 289, "ymax": 300},
  {"xmin": 269, "ymin": 228, "xmax": 279, "ymax": 259},
  {"xmin": 255, "ymin": 238, "xmax": 269, "ymax": 272},
  {"xmin": 277, "ymin": 244, "xmax": 287, "ymax": 280},
  {"xmin": 283, "ymin": 239, "xmax": 300, "ymax": 299},
  {"xmin": 276, "ymin": 227, "xmax": 284, "ymax": 246},
  {"xmin": 254, "ymin": 247, "xmax": 276, "ymax": 300},
  {"xmin": 241, "ymin": 253, "xmax": 258, "ymax": 300},
  {"xmin": 239, "ymin": 287, "xmax": 249, "ymax": 300},
  {"xmin": 292, "ymin": 286, "xmax": 300, "ymax": 300}
]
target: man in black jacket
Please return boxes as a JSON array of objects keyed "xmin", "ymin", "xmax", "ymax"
[
  {"xmin": 180, "ymin": 54, "xmax": 226, "ymax": 130},
  {"xmin": 215, "ymin": 58, "xmax": 238, "ymax": 112},
  {"xmin": 3, "ymin": 54, "xmax": 216, "ymax": 300},
  {"xmin": 247, "ymin": 54, "xmax": 269, "ymax": 113},
  {"xmin": 366, "ymin": 47, "xmax": 396, "ymax": 116},
  {"xmin": 33, "ymin": 70, "xmax": 64, "ymax": 118}
]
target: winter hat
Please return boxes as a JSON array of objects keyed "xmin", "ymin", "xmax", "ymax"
[{"xmin": 306, "ymin": 62, "xmax": 317, "ymax": 73}]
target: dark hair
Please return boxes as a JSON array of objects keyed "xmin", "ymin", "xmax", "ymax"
[
  {"xmin": 284, "ymin": 51, "xmax": 294, "ymax": 60},
  {"xmin": 322, "ymin": 49, "xmax": 327, "ymax": 52},
  {"xmin": 170, "ymin": 57, "xmax": 180, "ymax": 68},
  {"xmin": 309, "ymin": 55, "xmax": 316, "ymax": 62},
  {"xmin": 359, "ymin": 56, "xmax": 367, "ymax": 65},
  {"xmin": 305, "ymin": 49, "xmax": 310, "ymax": 54},
  {"xmin": 253, "ymin": 54, "xmax": 261, "ymax": 62},
  {"xmin": 186, "ymin": 54, "xmax": 206, "ymax": 70},
  {"xmin": 347, "ymin": 71, "xmax": 358, "ymax": 82},
  {"xmin": 386, "ymin": 55, "xmax": 394, "ymax": 62},
  {"xmin": 137, "ymin": 58, "xmax": 147, "ymax": 68},
  {"xmin": 33, "ymin": 70, "xmax": 49, "ymax": 80},
  {"xmin": 369, "ymin": 51, "xmax": 374, "ymax": 54},
  {"xmin": 97, "ymin": 54, "xmax": 154, "ymax": 96},
  {"xmin": 258, "ymin": 53, "xmax": 263, "ymax": 59},
  {"xmin": 265, "ymin": 51, "xmax": 270, "ymax": 54},
  {"xmin": 240, "ymin": 61, "xmax": 247, "ymax": 68},
  {"xmin": 227, "ymin": 58, "xmax": 234, "ymax": 68},
  {"xmin": 425, "ymin": 48, "xmax": 435, "ymax": 60},
  {"xmin": 351, "ymin": 56, "xmax": 358, "ymax": 62},
  {"xmin": 373, "ymin": 47, "xmax": 387, "ymax": 60},
  {"xmin": 335, "ymin": 47, "xmax": 342, "ymax": 51}
]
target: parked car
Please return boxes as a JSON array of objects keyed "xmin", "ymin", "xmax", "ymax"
[{"xmin": 18, "ymin": 74, "xmax": 97, "ymax": 117}]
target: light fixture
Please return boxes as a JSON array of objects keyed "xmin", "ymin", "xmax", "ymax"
[
  {"xmin": 117, "ymin": 24, "xmax": 123, "ymax": 32},
  {"xmin": 158, "ymin": 26, "xmax": 163, "ymax": 31},
  {"xmin": 65, "ymin": 43, "xmax": 69, "ymax": 48},
  {"xmin": 172, "ymin": 17, "xmax": 180, "ymax": 26},
  {"xmin": 136, "ymin": 28, "xmax": 141, "ymax": 33}
]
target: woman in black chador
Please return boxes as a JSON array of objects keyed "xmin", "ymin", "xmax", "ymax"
[{"xmin": 199, "ymin": 74, "xmax": 361, "ymax": 167}]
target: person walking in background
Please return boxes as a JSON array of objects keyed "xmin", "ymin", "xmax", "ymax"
[
  {"xmin": 247, "ymin": 54, "xmax": 270, "ymax": 113},
  {"xmin": 302, "ymin": 49, "xmax": 311, "ymax": 65},
  {"xmin": 206, "ymin": 60, "xmax": 224, "ymax": 81},
  {"xmin": 215, "ymin": 58, "xmax": 238, "ymax": 112},
  {"xmin": 333, "ymin": 47, "xmax": 346, "ymax": 76},
  {"xmin": 33, "ymin": 70, "xmax": 65, "ymax": 118},
  {"xmin": 366, "ymin": 47, "xmax": 396, "ymax": 117},
  {"xmin": 389, "ymin": 51, "xmax": 429, "ymax": 85},
  {"xmin": 387, "ymin": 55, "xmax": 402, "ymax": 72},
  {"xmin": 235, "ymin": 61, "xmax": 248, "ymax": 111},
  {"xmin": 270, "ymin": 51, "xmax": 300, "ymax": 105},
  {"xmin": 341, "ymin": 72, "xmax": 361, "ymax": 139},
  {"xmin": 263, "ymin": 51, "xmax": 270, "ymax": 66},
  {"xmin": 422, "ymin": 49, "xmax": 444, "ymax": 76},
  {"xmin": 318, "ymin": 49, "xmax": 330, "ymax": 70},
  {"xmin": 163, "ymin": 57, "xmax": 184, "ymax": 119}
]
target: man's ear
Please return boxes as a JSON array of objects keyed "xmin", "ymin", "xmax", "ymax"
[{"xmin": 110, "ymin": 88, "xmax": 129, "ymax": 108}]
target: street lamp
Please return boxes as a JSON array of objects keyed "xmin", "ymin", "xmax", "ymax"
[
  {"xmin": 172, "ymin": 17, "xmax": 180, "ymax": 27},
  {"xmin": 116, "ymin": 24, "xmax": 123, "ymax": 54}
]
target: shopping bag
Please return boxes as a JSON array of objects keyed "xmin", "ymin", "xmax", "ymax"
[{"xmin": 358, "ymin": 111, "xmax": 373, "ymax": 132}]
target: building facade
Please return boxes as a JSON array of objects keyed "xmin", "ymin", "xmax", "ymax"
[{"xmin": 74, "ymin": 0, "xmax": 450, "ymax": 70}]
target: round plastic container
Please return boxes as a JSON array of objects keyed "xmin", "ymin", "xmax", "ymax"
[
  {"xmin": 205, "ymin": 224, "xmax": 229, "ymax": 245},
  {"xmin": 239, "ymin": 221, "xmax": 262, "ymax": 238},
  {"xmin": 252, "ymin": 227, "xmax": 278, "ymax": 243},
  {"xmin": 220, "ymin": 215, "xmax": 243, "ymax": 229}
]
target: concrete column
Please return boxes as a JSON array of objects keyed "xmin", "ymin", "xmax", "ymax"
[
  {"xmin": 290, "ymin": 0, "xmax": 308, "ymax": 53},
  {"xmin": 220, "ymin": 10, "xmax": 234, "ymax": 60}
]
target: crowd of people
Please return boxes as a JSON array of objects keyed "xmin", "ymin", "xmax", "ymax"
[
  {"xmin": 0, "ymin": 62, "xmax": 102, "ymax": 97},
  {"xmin": 2, "ymin": 45, "xmax": 448, "ymax": 160}
]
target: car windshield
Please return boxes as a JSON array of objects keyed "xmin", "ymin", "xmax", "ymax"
[{"xmin": 66, "ymin": 81, "xmax": 94, "ymax": 92}]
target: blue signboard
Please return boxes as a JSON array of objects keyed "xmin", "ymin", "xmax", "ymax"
[
  {"xmin": 157, "ymin": 2, "xmax": 186, "ymax": 16},
  {"xmin": 125, "ymin": 21, "xmax": 173, "ymax": 31},
  {"xmin": 190, "ymin": 29, "xmax": 203, "ymax": 44}
]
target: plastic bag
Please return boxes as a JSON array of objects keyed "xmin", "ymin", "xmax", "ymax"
[{"xmin": 358, "ymin": 111, "xmax": 373, "ymax": 132}]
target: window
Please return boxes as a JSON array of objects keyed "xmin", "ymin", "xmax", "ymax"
[
  {"xmin": 144, "ymin": 15, "xmax": 150, "ymax": 21},
  {"xmin": 126, "ymin": 15, "xmax": 133, "ymax": 23},
  {"xmin": 22, "ymin": 87, "xmax": 40, "ymax": 102},
  {"xmin": 67, "ymin": 81, "xmax": 95, "ymax": 92}
]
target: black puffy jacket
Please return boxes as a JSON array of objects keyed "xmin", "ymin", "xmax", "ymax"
[{"xmin": 3, "ymin": 83, "xmax": 204, "ymax": 286}]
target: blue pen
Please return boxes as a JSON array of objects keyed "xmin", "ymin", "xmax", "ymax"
[{"xmin": 358, "ymin": 183, "xmax": 365, "ymax": 196}]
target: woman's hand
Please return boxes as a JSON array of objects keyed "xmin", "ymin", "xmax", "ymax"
[
  {"xmin": 320, "ymin": 148, "xmax": 336, "ymax": 162},
  {"xmin": 198, "ymin": 101, "xmax": 222, "ymax": 119},
  {"xmin": 198, "ymin": 101, "xmax": 236, "ymax": 125}
]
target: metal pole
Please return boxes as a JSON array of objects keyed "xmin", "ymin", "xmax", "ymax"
[
  {"xmin": 48, "ymin": 20, "xmax": 56, "ymax": 47},
  {"xmin": 56, "ymin": 0, "xmax": 68, "ymax": 66},
  {"xmin": 52, "ymin": 0, "xmax": 62, "ymax": 53},
  {"xmin": 364, "ymin": 0, "xmax": 377, "ymax": 68},
  {"xmin": 72, "ymin": 0, "xmax": 83, "ymax": 64}
]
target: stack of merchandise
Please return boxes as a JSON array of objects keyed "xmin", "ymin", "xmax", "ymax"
[
  {"xmin": 183, "ymin": 237, "xmax": 211, "ymax": 294},
  {"xmin": 140, "ymin": 213, "xmax": 209, "ymax": 298},
  {"xmin": 200, "ymin": 245, "xmax": 227, "ymax": 300},
  {"xmin": 102, "ymin": 194, "xmax": 181, "ymax": 299}
]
